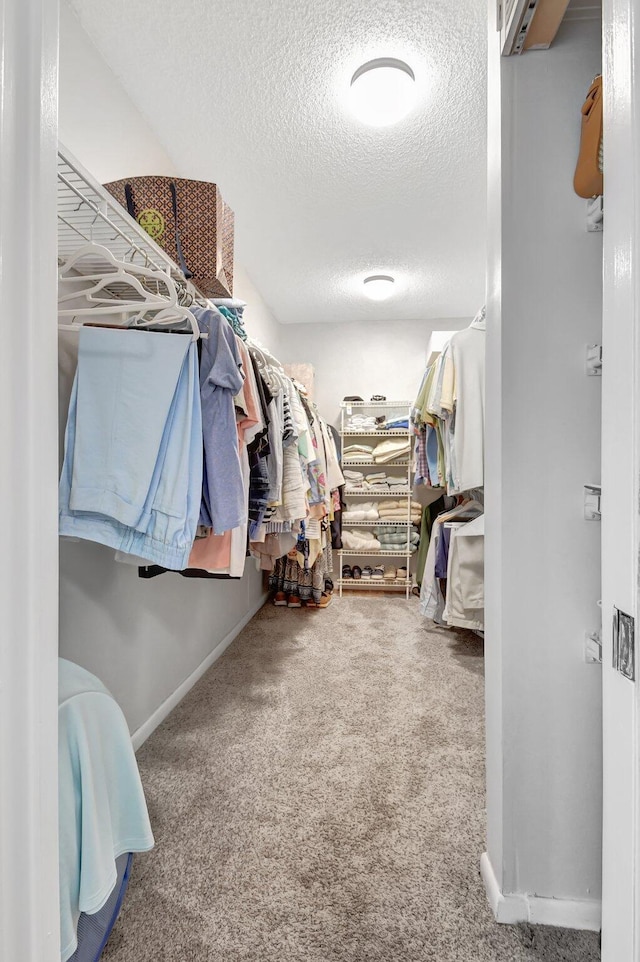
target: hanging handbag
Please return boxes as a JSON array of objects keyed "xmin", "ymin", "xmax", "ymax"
[
  {"xmin": 574, "ymin": 74, "xmax": 603, "ymax": 199},
  {"xmin": 103, "ymin": 175, "xmax": 234, "ymax": 298}
]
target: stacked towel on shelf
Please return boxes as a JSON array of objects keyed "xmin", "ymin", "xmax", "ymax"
[
  {"xmin": 367, "ymin": 473, "xmax": 390, "ymax": 493},
  {"xmin": 342, "ymin": 502, "xmax": 379, "ymax": 522},
  {"xmin": 378, "ymin": 500, "xmax": 422, "ymax": 523},
  {"xmin": 376, "ymin": 527, "xmax": 420, "ymax": 544},
  {"xmin": 372, "ymin": 438, "xmax": 412, "ymax": 464},
  {"xmin": 346, "ymin": 415, "xmax": 377, "ymax": 431},
  {"xmin": 376, "ymin": 526, "xmax": 421, "ymax": 553},
  {"xmin": 343, "ymin": 443, "xmax": 374, "ymax": 460},
  {"xmin": 342, "ymin": 529, "xmax": 382, "ymax": 551},
  {"xmin": 343, "ymin": 470, "xmax": 366, "ymax": 489},
  {"xmin": 385, "ymin": 475, "xmax": 410, "ymax": 490}
]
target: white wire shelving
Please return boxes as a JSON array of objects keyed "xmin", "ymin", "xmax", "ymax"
[
  {"xmin": 57, "ymin": 143, "xmax": 204, "ymax": 305},
  {"xmin": 338, "ymin": 399, "xmax": 415, "ymax": 600}
]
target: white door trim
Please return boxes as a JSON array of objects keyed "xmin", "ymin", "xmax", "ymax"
[
  {"xmin": 601, "ymin": 0, "xmax": 640, "ymax": 959},
  {"xmin": 0, "ymin": 0, "xmax": 60, "ymax": 959}
]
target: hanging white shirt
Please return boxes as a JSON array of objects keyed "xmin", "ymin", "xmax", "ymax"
[{"xmin": 445, "ymin": 316, "xmax": 485, "ymax": 495}]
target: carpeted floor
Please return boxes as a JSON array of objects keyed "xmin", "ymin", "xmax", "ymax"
[{"xmin": 102, "ymin": 596, "xmax": 600, "ymax": 962}]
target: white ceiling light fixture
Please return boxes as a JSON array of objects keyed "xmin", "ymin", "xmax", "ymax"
[
  {"xmin": 349, "ymin": 58, "xmax": 417, "ymax": 127},
  {"xmin": 363, "ymin": 274, "xmax": 396, "ymax": 301}
]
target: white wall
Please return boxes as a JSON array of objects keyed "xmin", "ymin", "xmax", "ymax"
[
  {"xmin": 58, "ymin": 0, "xmax": 280, "ymax": 738},
  {"xmin": 277, "ymin": 317, "xmax": 470, "ymax": 427},
  {"xmin": 484, "ymin": 16, "xmax": 603, "ymax": 920}
]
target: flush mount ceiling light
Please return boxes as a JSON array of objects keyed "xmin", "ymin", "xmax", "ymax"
[
  {"xmin": 349, "ymin": 58, "xmax": 417, "ymax": 127},
  {"xmin": 363, "ymin": 274, "xmax": 395, "ymax": 301}
]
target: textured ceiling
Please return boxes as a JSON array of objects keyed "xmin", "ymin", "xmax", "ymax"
[{"xmin": 66, "ymin": 0, "xmax": 487, "ymax": 325}]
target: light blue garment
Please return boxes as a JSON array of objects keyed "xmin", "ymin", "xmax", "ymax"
[
  {"xmin": 426, "ymin": 424, "xmax": 439, "ymax": 485},
  {"xmin": 58, "ymin": 658, "xmax": 154, "ymax": 962},
  {"xmin": 59, "ymin": 327, "xmax": 203, "ymax": 570}
]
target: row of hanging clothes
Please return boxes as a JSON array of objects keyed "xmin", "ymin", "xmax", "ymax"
[
  {"xmin": 58, "ymin": 242, "xmax": 344, "ymax": 596},
  {"xmin": 411, "ymin": 307, "xmax": 486, "ymax": 633}
]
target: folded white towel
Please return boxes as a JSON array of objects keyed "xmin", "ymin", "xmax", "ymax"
[
  {"xmin": 342, "ymin": 530, "xmax": 382, "ymax": 551},
  {"xmin": 343, "ymin": 444, "xmax": 374, "ymax": 455}
]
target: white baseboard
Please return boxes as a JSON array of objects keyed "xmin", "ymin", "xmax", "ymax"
[
  {"xmin": 131, "ymin": 592, "xmax": 268, "ymax": 751},
  {"xmin": 480, "ymin": 852, "xmax": 601, "ymax": 932}
]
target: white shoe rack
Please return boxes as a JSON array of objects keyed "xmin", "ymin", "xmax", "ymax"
[{"xmin": 337, "ymin": 400, "xmax": 415, "ymax": 599}]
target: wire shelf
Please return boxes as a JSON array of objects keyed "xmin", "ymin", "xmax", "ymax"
[
  {"xmin": 339, "ymin": 400, "xmax": 410, "ymax": 408},
  {"xmin": 341, "ymin": 520, "xmax": 419, "ymax": 527},
  {"xmin": 338, "ymin": 550, "xmax": 413, "ymax": 557},
  {"xmin": 342, "ymin": 430, "xmax": 411, "ymax": 437},
  {"xmin": 57, "ymin": 144, "xmax": 204, "ymax": 304},
  {"xmin": 342, "ymin": 461, "xmax": 411, "ymax": 468},
  {"xmin": 344, "ymin": 490, "xmax": 415, "ymax": 497},
  {"xmin": 336, "ymin": 579, "xmax": 411, "ymax": 589}
]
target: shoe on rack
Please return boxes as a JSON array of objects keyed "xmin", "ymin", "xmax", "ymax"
[
  {"xmin": 397, "ymin": 566, "xmax": 408, "ymax": 580},
  {"xmin": 273, "ymin": 592, "xmax": 288, "ymax": 606},
  {"xmin": 372, "ymin": 565, "xmax": 385, "ymax": 580},
  {"xmin": 383, "ymin": 566, "xmax": 397, "ymax": 581},
  {"xmin": 342, "ymin": 564, "xmax": 353, "ymax": 579},
  {"xmin": 361, "ymin": 566, "xmax": 373, "ymax": 579},
  {"xmin": 352, "ymin": 565, "xmax": 362, "ymax": 580},
  {"xmin": 287, "ymin": 595, "xmax": 302, "ymax": 608}
]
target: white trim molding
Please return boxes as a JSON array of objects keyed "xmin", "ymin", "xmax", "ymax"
[
  {"xmin": 131, "ymin": 594, "xmax": 268, "ymax": 751},
  {"xmin": 0, "ymin": 0, "xmax": 60, "ymax": 958},
  {"xmin": 481, "ymin": 853, "xmax": 602, "ymax": 932}
]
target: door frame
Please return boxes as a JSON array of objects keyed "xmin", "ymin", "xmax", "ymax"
[
  {"xmin": 600, "ymin": 1, "xmax": 640, "ymax": 959},
  {"xmin": 0, "ymin": 0, "xmax": 60, "ymax": 959}
]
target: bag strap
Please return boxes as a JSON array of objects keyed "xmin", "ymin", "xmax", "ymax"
[
  {"xmin": 124, "ymin": 183, "xmax": 136, "ymax": 221},
  {"xmin": 169, "ymin": 181, "xmax": 193, "ymax": 280}
]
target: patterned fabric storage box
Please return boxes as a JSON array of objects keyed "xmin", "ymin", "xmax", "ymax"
[{"xmin": 104, "ymin": 175, "xmax": 234, "ymax": 298}]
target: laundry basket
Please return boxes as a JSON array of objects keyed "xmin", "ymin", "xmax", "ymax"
[{"xmin": 68, "ymin": 853, "xmax": 133, "ymax": 962}]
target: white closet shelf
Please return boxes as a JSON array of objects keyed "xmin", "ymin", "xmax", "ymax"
[
  {"xmin": 339, "ymin": 400, "xmax": 410, "ymax": 408},
  {"xmin": 339, "ymin": 550, "xmax": 413, "ymax": 557},
  {"xmin": 336, "ymin": 579, "xmax": 411, "ymax": 590},
  {"xmin": 342, "ymin": 461, "xmax": 411, "ymax": 468},
  {"xmin": 341, "ymin": 520, "xmax": 419, "ymax": 527},
  {"xmin": 343, "ymin": 490, "xmax": 412, "ymax": 497},
  {"xmin": 342, "ymin": 430, "xmax": 411, "ymax": 437},
  {"xmin": 57, "ymin": 143, "xmax": 203, "ymax": 303},
  {"xmin": 339, "ymin": 399, "xmax": 413, "ymax": 599}
]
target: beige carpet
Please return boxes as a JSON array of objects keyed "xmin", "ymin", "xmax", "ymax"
[{"xmin": 102, "ymin": 596, "xmax": 600, "ymax": 962}]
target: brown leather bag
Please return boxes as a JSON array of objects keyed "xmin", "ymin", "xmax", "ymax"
[
  {"xmin": 103, "ymin": 175, "xmax": 234, "ymax": 298},
  {"xmin": 574, "ymin": 74, "xmax": 603, "ymax": 198}
]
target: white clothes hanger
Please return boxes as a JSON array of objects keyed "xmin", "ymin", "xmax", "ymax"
[
  {"xmin": 128, "ymin": 304, "xmax": 203, "ymax": 342},
  {"xmin": 58, "ymin": 242, "xmax": 178, "ymax": 316}
]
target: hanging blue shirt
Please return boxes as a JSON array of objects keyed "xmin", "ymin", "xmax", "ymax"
[{"xmin": 192, "ymin": 306, "xmax": 246, "ymax": 533}]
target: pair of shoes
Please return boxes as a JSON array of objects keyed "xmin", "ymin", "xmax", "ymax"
[
  {"xmin": 287, "ymin": 595, "xmax": 302, "ymax": 608},
  {"xmin": 273, "ymin": 592, "xmax": 288, "ymax": 606}
]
